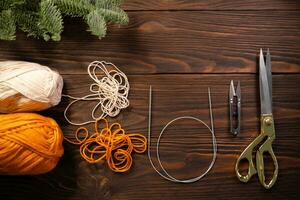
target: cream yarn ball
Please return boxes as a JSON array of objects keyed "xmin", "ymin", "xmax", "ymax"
[{"xmin": 0, "ymin": 61, "xmax": 63, "ymax": 113}]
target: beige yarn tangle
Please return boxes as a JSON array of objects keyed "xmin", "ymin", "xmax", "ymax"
[{"xmin": 0, "ymin": 61, "xmax": 63, "ymax": 113}]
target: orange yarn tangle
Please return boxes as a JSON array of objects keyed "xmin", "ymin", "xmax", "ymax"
[
  {"xmin": 0, "ymin": 113, "xmax": 64, "ymax": 175},
  {"xmin": 64, "ymin": 119, "xmax": 147, "ymax": 172}
]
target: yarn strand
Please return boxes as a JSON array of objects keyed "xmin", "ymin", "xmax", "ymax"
[
  {"xmin": 62, "ymin": 61, "xmax": 146, "ymax": 172},
  {"xmin": 63, "ymin": 61, "xmax": 130, "ymax": 126},
  {"xmin": 64, "ymin": 118, "xmax": 147, "ymax": 172}
]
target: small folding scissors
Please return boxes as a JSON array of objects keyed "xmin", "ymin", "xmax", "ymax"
[
  {"xmin": 229, "ymin": 80, "xmax": 241, "ymax": 136},
  {"xmin": 235, "ymin": 49, "xmax": 278, "ymax": 189}
]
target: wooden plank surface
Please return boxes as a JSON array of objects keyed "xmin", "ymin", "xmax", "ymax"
[
  {"xmin": 0, "ymin": 74, "xmax": 300, "ymax": 199},
  {"xmin": 0, "ymin": 1, "xmax": 300, "ymax": 200},
  {"xmin": 123, "ymin": 0, "xmax": 300, "ymax": 11},
  {"xmin": 0, "ymin": 11, "xmax": 300, "ymax": 74}
]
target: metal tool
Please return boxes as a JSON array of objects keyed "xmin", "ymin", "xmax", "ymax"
[
  {"xmin": 147, "ymin": 86, "xmax": 217, "ymax": 183},
  {"xmin": 229, "ymin": 80, "xmax": 241, "ymax": 136},
  {"xmin": 235, "ymin": 49, "xmax": 278, "ymax": 189}
]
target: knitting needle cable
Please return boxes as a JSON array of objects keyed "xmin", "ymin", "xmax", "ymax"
[{"xmin": 147, "ymin": 86, "xmax": 217, "ymax": 183}]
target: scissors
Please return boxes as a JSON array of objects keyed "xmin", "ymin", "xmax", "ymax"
[
  {"xmin": 229, "ymin": 80, "xmax": 241, "ymax": 136},
  {"xmin": 235, "ymin": 49, "xmax": 278, "ymax": 189}
]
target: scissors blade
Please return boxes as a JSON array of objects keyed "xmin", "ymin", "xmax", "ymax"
[
  {"xmin": 266, "ymin": 49, "xmax": 272, "ymax": 106},
  {"xmin": 260, "ymin": 49, "xmax": 272, "ymax": 114},
  {"xmin": 230, "ymin": 80, "xmax": 235, "ymax": 98},
  {"xmin": 236, "ymin": 81, "xmax": 241, "ymax": 100}
]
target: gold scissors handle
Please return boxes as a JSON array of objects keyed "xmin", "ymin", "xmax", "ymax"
[
  {"xmin": 235, "ymin": 114, "xmax": 278, "ymax": 189},
  {"xmin": 256, "ymin": 136, "xmax": 278, "ymax": 189}
]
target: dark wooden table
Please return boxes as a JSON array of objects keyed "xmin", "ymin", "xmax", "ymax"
[{"xmin": 1, "ymin": 1, "xmax": 300, "ymax": 199}]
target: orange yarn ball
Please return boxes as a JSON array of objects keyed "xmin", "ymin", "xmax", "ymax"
[{"xmin": 0, "ymin": 113, "xmax": 64, "ymax": 175}]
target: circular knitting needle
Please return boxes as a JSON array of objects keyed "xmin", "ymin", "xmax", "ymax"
[{"xmin": 147, "ymin": 86, "xmax": 217, "ymax": 183}]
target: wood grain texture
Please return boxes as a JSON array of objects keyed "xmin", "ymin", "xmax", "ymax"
[
  {"xmin": 1, "ymin": 74, "xmax": 299, "ymax": 200},
  {"xmin": 0, "ymin": 11, "xmax": 300, "ymax": 74},
  {"xmin": 0, "ymin": 1, "xmax": 300, "ymax": 199},
  {"xmin": 123, "ymin": 0, "xmax": 300, "ymax": 11}
]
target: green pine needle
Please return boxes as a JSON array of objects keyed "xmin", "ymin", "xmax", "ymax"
[
  {"xmin": 97, "ymin": 8, "xmax": 128, "ymax": 24},
  {"xmin": 0, "ymin": 0, "xmax": 128, "ymax": 41},
  {"xmin": 0, "ymin": 0, "xmax": 25, "ymax": 10},
  {"xmin": 17, "ymin": 11, "xmax": 41, "ymax": 39},
  {"xmin": 86, "ymin": 9, "xmax": 107, "ymax": 39},
  {"xmin": 95, "ymin": 0, "xmax": 124, "ymax": 9},
  {"xmin": 53, "ymin": 0, "xmax": 92, "ymax": 17},
  {"xmin": 38, "ymin": 0, "xmax": 63, "ymax": 41},
  {"xmin": 0, "ymin": 9, "xmax": 16, "ymax": 40}
]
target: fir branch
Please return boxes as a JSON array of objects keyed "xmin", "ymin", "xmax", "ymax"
[
  {"xmin": 97, "ymin": 7, "xmax": 128, "ymax": 24},
  {"xmin": 85, "ymin": 9, "xmax": 106, "ymax": 39},
  {"xmin": 23, "ymin": 0, "xmax": 41, "ymax": 11},
  {"xmin": 95, "ymin": 0, "xmax": 124, "ymax": 9},
  {"xmin": 0, "ymin": 9, "xmax": 16, "ymax": 40},
  {"xmin": 52, "ymin": 0, "xmax": 93, "ymax": 17},
  {"xmin": 15, "ymin": 7, "xmax": 44, "ymax": 39},
  {"xmin": 38, "ymin": 0, "xmax": 63, "ymax": 41},
  {"xmin": 0, "ymin": 0, "xmax": 128, "ymax": 41},
  {"xmin": 0, "ymin": 0, "xmax": 25, "ymax": 10}
]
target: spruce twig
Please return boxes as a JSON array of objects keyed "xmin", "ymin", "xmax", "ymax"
[
  {"xmin": 0, "ymin": 10, "xmax": 16, "ymax": 40},
  {"xmin": 0, "ymin": 0, "xmax": 128, "ymax": 41}
]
